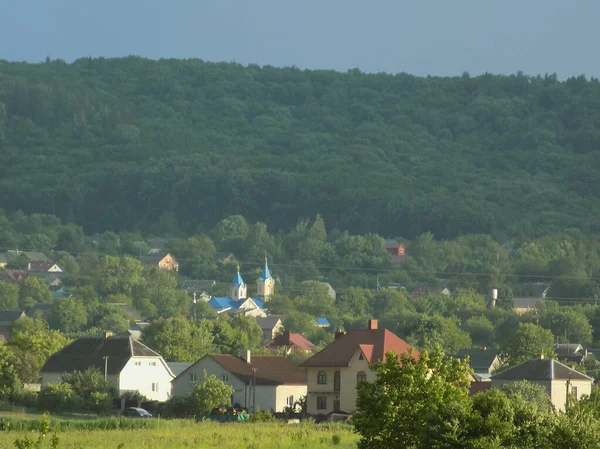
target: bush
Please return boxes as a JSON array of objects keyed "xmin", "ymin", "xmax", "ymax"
[
  {"xmin": 11, "ymin": 390, "xmax": 38, "ymax": 408},
  {"xmin": 250, "ymin": 410, "xmax": 276, "ymax": 422},
  {"xmin": 38, "ymin": 382, "xmax": 82, "ymax": 412},
  {"xmin": 161, "ymin": 395, "xmax": 195, "ymax": 418}
]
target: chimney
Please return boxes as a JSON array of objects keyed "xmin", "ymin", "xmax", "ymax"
[
  {"xmin": 335, "ymin": 331, "xmax": 346, "ymax": 341},
  {"xmin": 241, "ymin": 350, "xmax": 251, "ymax": 364},
  {"xmin": 368, "ymin": 319, "xmax": 378, "ymax": 330},
  {"xmin": 540, "ymin": 353, "xmax": 544, "ymax": 360}
]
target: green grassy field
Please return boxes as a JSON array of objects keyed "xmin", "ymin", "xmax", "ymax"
[{"xmin": 0, "ymin": 414, "xmax": 358, "ymax": 449}]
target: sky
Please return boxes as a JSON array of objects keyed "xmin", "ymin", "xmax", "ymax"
[{"xmin": 0, "ymin": 0, "xmax": 598, "ymax": 78}]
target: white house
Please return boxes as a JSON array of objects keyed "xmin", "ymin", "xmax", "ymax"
[
  {"xmin": 41, "ymin": 334, "xmax": 174, "ymax": 402},
  {"xmin": 171, "ymin": 351, "xmax": 307, "ymax": 413}
]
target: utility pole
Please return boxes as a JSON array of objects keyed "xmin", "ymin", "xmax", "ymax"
[
  {"xmin": 566, "ymin": 373, "xmax": 572, "ymax": 411},
  {"xmin": 103, "ymin": 356, "xmax": 109, "ymax": 382},
  {"xmin": 252, "ymin": 368, "xmax": 258, "ymax": 413}
]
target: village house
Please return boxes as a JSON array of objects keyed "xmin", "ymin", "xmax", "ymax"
[
  {"xmin": 139, "ymin": 253, "xmax": 179, "ymax": 272},
  {"xmin": 555, "ymin": 343, "xmax": 590, "ymax": 365},
  {"xmin": 41, "ymin": 333, "xmax": 174, "ymax": 402},
  {"xmin": 513, "ymin": 297, "xmax": 543, "ymax": 315},
  {"xmin": 171, "ymin": 351, "xmax": 307, "ymax": 413},
  {"xmin": 302, "ymin": 320, "xmax": 417, "ymax": 415},
  {"xmin": 384, "ymin": 239, "xmax": 407, "ymax": 263},
  {"xmin": 27, "ymin": 262, "xmax": 63, "ymax": 273},
  {"xmin": 265, "ymin": 331, "xmax": 316, "ymax": 355},
  {"xmin": 256, "ymin": 316, "xmax": 284, "ymax": 343},
  {"xmin": 491, "ymin": 356, "xmax": 593, "ymax": 412},
  {"xmin": 454, "ymin": 348, "xmax": 501, "ymax": 377}
]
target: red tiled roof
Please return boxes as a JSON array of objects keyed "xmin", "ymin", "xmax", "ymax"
[
  {"xmin": 302, "ymin": 328, "xmax": 418, "ymax": 368},
  {"xmin": 210, "ymin": 355, "xmax": 307, "ymax": 386},
  {"xmin": 266, "ymin": 332, "xmax": 316, "ymax": 352}
]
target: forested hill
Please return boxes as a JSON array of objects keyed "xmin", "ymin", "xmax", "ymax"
[{"xmin": 0, "ymin": 57, "xmax": 599, "ymax": 239}]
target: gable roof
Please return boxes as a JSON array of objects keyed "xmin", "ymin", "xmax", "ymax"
[
  {"xmin": 256, "ymin": 316, "xmax": 283, "ymax": 330},
  {"xmin": 492, "ymin": 357, "xmax": 593, "ymax": 381},
  {"xmin": 139, "ymin": 253, "xmax": 175, "ymax": 266},
  {"xmin": 266, "ymin": 332, "xmax": 316, "ymax": 352},
  {"xmin": 180, "ymin": 279, "xmax": 216, "ymax": 294},
  {"xmin": 209, "ymin": 297, "xmax": 239, "ymax": 311},
  {"xmin": 42, "ymin": 335, "xmax": 163, "ymax": 375},
  {"xmin": 555, "ymin": 344, "xmax": 584, "ymax": 357},
  {"xmin": 454, "ymin": 348, "xmax": 499, "ymax": 372},
  {"xmin": 0, "ymin": 310, "xmax": 26, "ymax": 324},
  {"xmin": 302, "ymin": 327, "xmax": 417, "ymax": 368},
  {"xmin": 207, "ymin": 354, "xmax": 307, "ymax": 386},
  {"xmin": 167, "ymin": 362, "xmax": 193, "ymax": 377}
]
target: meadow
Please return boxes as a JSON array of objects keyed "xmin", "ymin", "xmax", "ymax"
[{"xmin": 0, "ymin": 414, "xmax": 358, "ymax": 449}]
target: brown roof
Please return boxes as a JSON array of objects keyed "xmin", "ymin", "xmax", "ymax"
[
  {"xmin": 42, "ymin": 335, "xmax": 162, "ymax": 375},
  {"xmin": 266, "ymin": 332, "xmax": 316, "ymax": 352},
  {"xmin": 302, "ymin": 327, "xmax": 417, "ymax": 368},
  {"xmin": 207, "ymin": 354, "xmax": 307, "ymax": 386}
]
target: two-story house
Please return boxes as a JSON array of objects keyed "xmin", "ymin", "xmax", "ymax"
[
  {"xmin": 171, "ymin": 351, "xmax": 307, "ymax": 412},
  {"xmin": 41, "ymin": 333, "xmax": 175, "ymax": 402},
  {"xmin": 302, "ymin": 320, "xmax": 417, "ymax": 415}
]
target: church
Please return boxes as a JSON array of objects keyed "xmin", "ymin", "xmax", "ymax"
[{"xmin": 206, "ymin": 258, "xmax": 275, "ymax": 317}]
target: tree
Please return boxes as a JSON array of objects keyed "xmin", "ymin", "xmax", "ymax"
[
  {"xmin": 353, "ymin": 348, "xmax": 472, "ymax": 449},
  {"xmin": 9, "ymin": 317, "xmax": 69, "ymax": 380},
  {"xmin": 47, "ymin": 298, "xmax": 88, "ymax": 333},
  {"xmin": 0, "ymin": 342, "xmax": 21, "ymax": 401},
  {"xmin": 501, "ymin": 380, "xmax": 554, "ymax": 413},
  {"xmin": 141, "ymin": 316, "xmax": 213, "ymax": 362},
  {"xmin": 17, "ymin": 276, "xmax": 52, "ymax": 308},
  {"xmin": 463, "ymin": 315, "xmax": 495, "ymax": 347},
  {"xmin": 38, "ymin": 381, "xmax": 79, "ymax": 412},
  {"xmin": 0, "ymin": 280, "xmax": 19, "ymax": 310},
  {"xmin": 408, "ymin": 315, "xmax": 472, "ymax": 355},
  {"xmin": 62, "ymin": 368, "xmax": 115, "ymax": 412},
  {"xmin": 188, "ymin": 371, "xmax": 234, "ymax": 414},
  {"xmin": 502, "ymin": 323, "xmax": 556, "ymax": 365}
]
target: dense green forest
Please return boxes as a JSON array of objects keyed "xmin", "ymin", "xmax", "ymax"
[{"xmin": 1, "ymin": 57, "xmax": 600, "ymax": 238}]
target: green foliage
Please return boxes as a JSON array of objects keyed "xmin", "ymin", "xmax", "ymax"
[
  {"xmin": 0, "ymin": 342, "xmax": 21, "ymax": 401},
  {"xmin": 188, "ymin": 371, "xmax": 234, "ymax": 414},
  {"xmin": 17, "ymin": 277, "xmax": 52, "ymax": 309},
  {"xmin": 501, "ymin": 380, "xmax": 554, "ymax": 413},
  {"xmin": 47, "ymin": 298, "xmax": 88, "ymax": 333},
  {"xmin": 501, "ymin": 323, "xmax": 556, "ymax": 366},
  {"xmin": 0, "ymin": 281, "xmax": 19, "ymax": 310},
  {"xmin": 38, "ymin": 382, "xmax": 81, "ymax": 412},
  {"xmin": 141, "ymin": 316, "xmax": 213, "ymax": 362},
  {"xmin": 353, "ymin": 348, "xmax": 472, "ymax": 449},
  {"xmin": 59, "ymin": 368, "xmax": 115, "ymax": 413}
]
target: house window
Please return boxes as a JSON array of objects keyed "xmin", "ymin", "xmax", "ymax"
[
  {"xmin": 317, "ymin": 371, "xmax": 327, "ymax": 385},
  {"xmin": 151, "ymin": 382, "xmax": 159, "ymax": 392},
  {"xmin": 189, "ymin": 373, "xmax": 197, "ymax": 383},
  {"xmin": 286, "ymin": 395, "xmax": 294, "ymax": 407},
  {"xmin": 359, "ymin": 353, "xmax": 364, "ymax": 360},
  {"xmin": 333, "ymin": 400, "xmax": 341, "ymax": 412},
  {"xmin": 134, "ymin": 361, "xmax": 141, "ymax": 366},
  {"xmin": 357, "ymin": 371, "xmax": 367, "ymax": 382},
  {"xmin": 149, "ymin": 361, "xmax": 157, "ymax": 367},
  {"xmin": 334, "ymin": 371, "xmax": 341, "ymax": 392},
  {"xmin": 317, "ymin": 397, "xmax": 327, "ymax": 410},
  {"xmin": 222, "ymin": 373, "xmax": 229, "ymax": 383}
]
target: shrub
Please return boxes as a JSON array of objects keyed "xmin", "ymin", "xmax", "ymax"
[
  {"xmin": 38, "ymin": 382, "xmax": 82, "ymax": 412},
  {"xmin": 250, "ymin": 410, "xmax": 276, "ymax": 422}
]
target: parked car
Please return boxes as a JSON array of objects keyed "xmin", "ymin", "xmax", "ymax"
[{"xmin": 123, "ymin": 407, "xmax": 152, "ymax": 418}]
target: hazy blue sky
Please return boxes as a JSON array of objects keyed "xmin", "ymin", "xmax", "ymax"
[{"xmin": 1, "ymin": 0, "xmax": 598, "ymax": 78}]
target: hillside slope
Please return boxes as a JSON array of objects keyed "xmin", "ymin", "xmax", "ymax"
[{"xmin": 0, "ymin": 57, "xmax": 599, "ymax": 238}]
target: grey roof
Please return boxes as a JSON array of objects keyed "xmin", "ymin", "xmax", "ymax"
[
  {"xmin": 555, "ymin": 344, "xmax": 584, "ymax": 357},
  {"xmin": 180, "ymin": 279, "xmax": 216, "ymax": 293},
  {"xmin": 0, "ymin": 310, "xmax": 26, "ymax": 324},
  {"xmin": 256, "ymin": 315, "xmax": 283, "ymax": 330},
  {"xmin": 42, "ymin": 335, "xmax": 162, "ymax": 375},
  {"xmin": 454, "ymin": 348, "xmax": 498, "ymax": 372},
  {"xmin": 139, "ymin": 253, "xmax": 168, "ymax": 265},
  {"xmin": 167, "ymin": 362, "xmax": 193, "ymax": 376},
  {"xmin": 492, "ymin": 358, "xmax": 593, "ymax": 381},
  {"xmin": 513, "ymin": 297, "xmax": 542, "ymax": 309}
]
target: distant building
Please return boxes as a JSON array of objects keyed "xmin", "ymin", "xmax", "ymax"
[
  {"xmin": 0, "ymin": 311, "xmax": 26, "ymax": 343},
  {"xmin": 266, "ymin": 331, "xmax": 316, "ymax": 355},
  {"xmin": 139, "ymin": 253, "xmax": 179, "ymax": 272},
  {"xmin": 316, "ymin": 317, "xmax": 330, "ymax": 328},
  {"xmin": 319, "ymin": 282, "xmax": 336, "ymax": 301},
  {"xmin": 513, "ymin": 297, "xmax": 542, "ymax": 315},
  {"xmin": 384, "ymin": 240, "xmax": 407, "ymax": 264},
  {"xmin": 180, "ymin": 279, "xmax": 216, "ymax": 297},
  {"xmin": 256, "ymin": 316, "xmax": 284, "ymax": 343}
]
